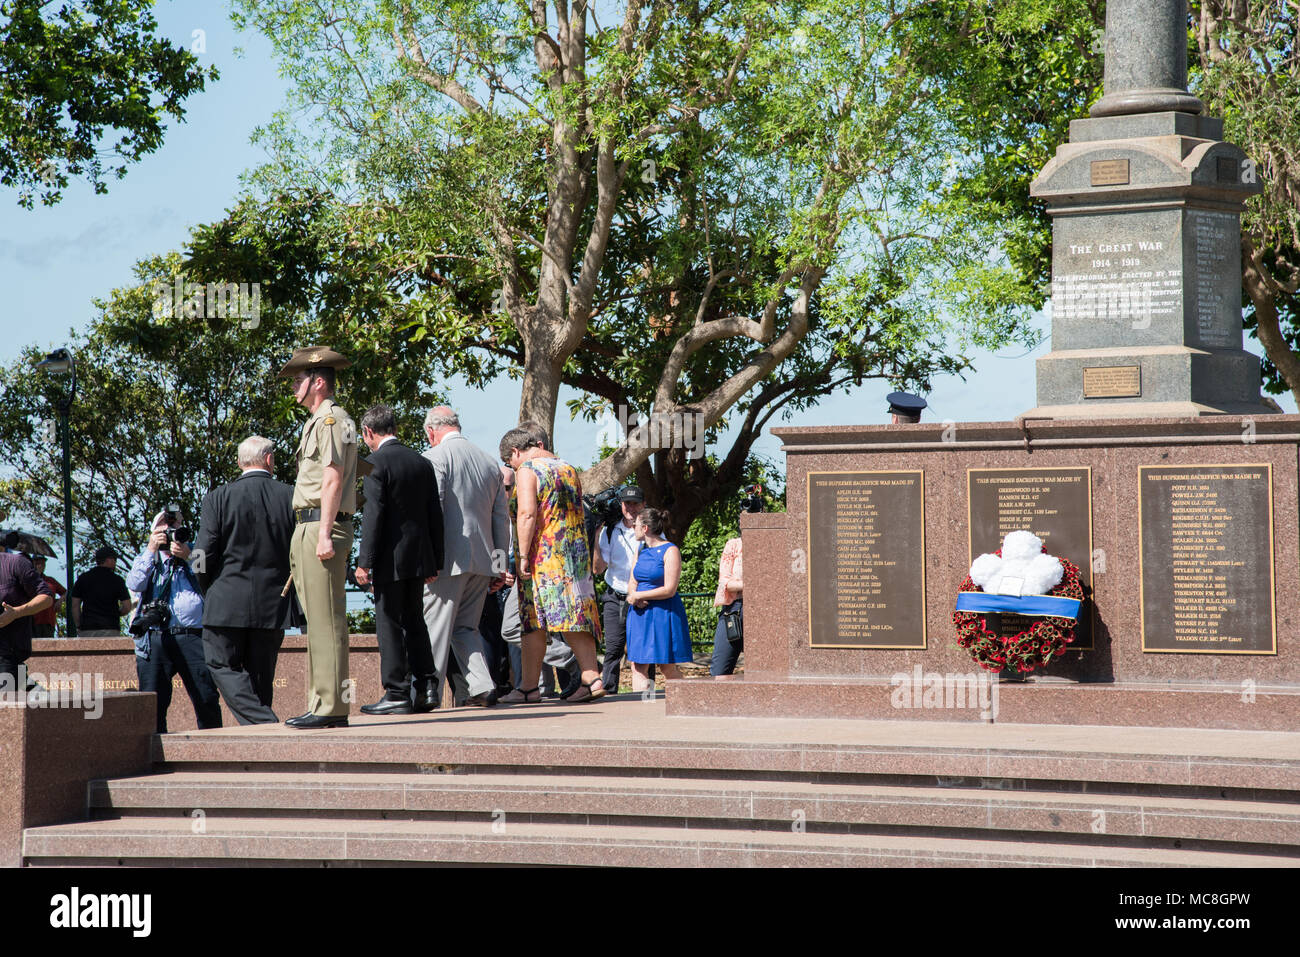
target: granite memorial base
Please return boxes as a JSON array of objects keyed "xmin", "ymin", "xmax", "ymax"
[
  {"xmin": 669, "ymin": 416, "xmax": 1300, "ymax": 730},
  {"xmin": 0, "ymin": 692, "xmax": 154, "ymax": 867},
  {"xmin": 27, "ymin": 633, "xmax": 385, "ymax": 733}
]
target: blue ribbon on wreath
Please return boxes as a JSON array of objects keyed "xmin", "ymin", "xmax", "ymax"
[{"xmin": 954, "ymin": 592, "xmax": 1081, "ymax": 620}]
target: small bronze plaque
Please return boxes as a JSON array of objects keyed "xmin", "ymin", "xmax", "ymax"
[
  {"xmin": 1216, "ymin": 156, "xmax": 1238, "ymax": 183},
  {"xmin": 968, "ymin": 468, "xmax": 1094, "ymax": 650},
  {"xmin": 1090, "ymin": 158, "xmax": 1130, "ymax": 186},
  {"xmin": 1139, "ymin": 464, "xmax": 1276, "ymax": 654},
  {"xmin": 1083, "ymin": 365, "xmax": 1141, "ymax": 398},
  {"xmin": 808, "ymin": 471, "xmax": 926, "ymax": 649}
]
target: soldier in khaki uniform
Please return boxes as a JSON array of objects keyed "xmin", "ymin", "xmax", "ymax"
[{"xmin": 278, "ymin": 347, "xmax": 359, "ymax": 729}]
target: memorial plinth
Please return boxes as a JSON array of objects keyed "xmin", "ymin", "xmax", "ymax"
[{"xmin": 667, "ymin": 416, "xmax": 1300, "ymax": 730}]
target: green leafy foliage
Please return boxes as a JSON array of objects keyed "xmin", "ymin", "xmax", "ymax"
[
  {"xmin": 0, "ymin": 0, "xmax": 216, "ymax": 207},
  {"xmin": 0, "ymin": 252, "xmax": 301, "ymax": 565},
  {"xmin": 0, "ymin": 196, "xmax": 450, "ymax": 564},
  {"xmin": 1189, "ymin": 1, "xmax": 1300, "ymax": 401},
  {"xmin": 221, "ymin": 0, "xmax": 1050, "ymax": 538}
]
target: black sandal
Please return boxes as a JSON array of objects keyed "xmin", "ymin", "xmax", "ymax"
[
  {"xmin": 564, "ymin": 679, "xmax": 607, "ymax": 703},
  {"xmin": 499, "ymin": 686, "xmax": 541, "ymax": 704}
]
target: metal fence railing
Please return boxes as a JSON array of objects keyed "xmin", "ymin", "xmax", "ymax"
[{"xmin": 680, "ymin": 591, "xmax": 720, "ymax": 657}]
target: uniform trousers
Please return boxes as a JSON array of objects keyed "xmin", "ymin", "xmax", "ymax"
[
  {"xmin": 202, "ymin": 626, "xmax": 284, "ymax": 724},
  {"xmin": 289, "ymin": 520, "xmax": 353, "ymax": 717},
  {"xmin": 422, "ymin": 572, "xmax": 495, "ymax": 698}
]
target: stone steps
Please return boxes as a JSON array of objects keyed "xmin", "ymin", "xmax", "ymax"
[
  {"xmin": 23, "ymin": 816, "xmax": 1300, "ymax": 868},
  {"xmin": 147, "ymin": 729, "xmax": 1300, "ymax": 792},
  {"xmin": 19, "ymin": 704, "xmax": 1300, "ymax": 867},
  {"xmin": 86, "ymin": 770, "xmax": 1300, "ymax": 847}
]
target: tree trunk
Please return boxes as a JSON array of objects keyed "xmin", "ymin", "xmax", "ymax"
[
  {"xmin": 516, "ymin": 319, "xmax": 566, "ymax": 438},
  {"xmin": 1242, "ymin": 238, "xmax": 1300, "ymax": 410}
]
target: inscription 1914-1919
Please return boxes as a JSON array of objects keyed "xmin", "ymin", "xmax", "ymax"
[
  {"xmin": 807, "ymin": 471, "xmax": 925, "ymax": 649},
  {"xmin": 1139, "ymin": 464, "xmax": 1276, "ymax": 654},
  {"xmin": 968, "ymin": 468, "xmax": 1094, "ymax": 650}
]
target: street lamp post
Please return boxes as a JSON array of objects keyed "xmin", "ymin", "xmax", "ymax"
[{"xmin": 35, "ymin": 348, "xmax": 77, "ymax": 637}]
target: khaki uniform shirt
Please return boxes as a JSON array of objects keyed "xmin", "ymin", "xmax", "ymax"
[{"xmin": 292, "ymin": 398, "xmax": 358, "ymax": 513}]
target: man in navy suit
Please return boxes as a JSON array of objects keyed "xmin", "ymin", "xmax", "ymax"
[
  {"xmin": 195, "ymin": 436, "xmax": 299, "ymax": 724},
  {"xmin": 355, "ymin": 405, "xmax": 445, "ymax": 715}
]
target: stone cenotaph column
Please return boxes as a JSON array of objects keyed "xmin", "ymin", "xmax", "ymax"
[{"xmin": 1028, "ymin": 0, "xmax": 1270, "ymax": 417}]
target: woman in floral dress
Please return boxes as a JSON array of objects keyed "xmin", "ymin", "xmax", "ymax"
[{"xmin": 497, "ymin": 424, "xmax": 605, "ymax": 702}]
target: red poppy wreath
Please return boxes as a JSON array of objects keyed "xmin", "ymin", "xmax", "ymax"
[{"xmin": 953, "ymin": 530, "xmax": 1084, "ymax": 674}]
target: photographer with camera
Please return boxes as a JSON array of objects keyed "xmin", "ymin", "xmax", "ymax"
[
  {"xmin": 125, "ymin": 506, "xmax": 222, "ymax": 733},
  {"xmin": 591, "ymin": 485, "xmax": 653, "ymax": 695}
]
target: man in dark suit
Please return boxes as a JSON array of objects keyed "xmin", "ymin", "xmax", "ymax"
[
  {"xmin": 355, "ymin": 405, "xmax": 445, "ymax": 715},
  {"xmin": 195, "ymin": 435, "xmax": 298, "ymax": 724}
]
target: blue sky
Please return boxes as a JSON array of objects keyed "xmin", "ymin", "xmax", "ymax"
[{"xmin": 1, "ymin": 2, "xmax": 1290, "ymax": 587}]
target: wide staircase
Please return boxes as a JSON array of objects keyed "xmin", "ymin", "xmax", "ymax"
[{"xmin": 21, "ymin": 698, "xmax": 1300, "ymax": 866}]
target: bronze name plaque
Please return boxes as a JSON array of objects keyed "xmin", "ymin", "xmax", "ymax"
[
  {"xmin": 1083, "ymin": 365, "xmax": 1141, "ymax": 398},
  {"xmin": 1139, "ymin": 465, "xmax": 1276, "ymax": 654},
  {"xmin": 1090, "ymin": 158, "xmax": 1130, "ymax": 186},
  {"xmin": 968, "ymin": 468, "xmax": 1094, "ymax": 649},
  {"xmin": 808, "ymin": 470, "xmax": 926, "ymax": 649}
]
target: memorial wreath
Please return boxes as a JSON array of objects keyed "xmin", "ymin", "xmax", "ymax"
[{"xmin": 953, "ymin": 530, "xmax": 1084, "ymax": 674}]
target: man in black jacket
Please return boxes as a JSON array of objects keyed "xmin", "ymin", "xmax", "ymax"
[
  {"xmin": 0, "ymin": 550, "xmax": 54, "ymax": 687},
  {"xmin": 355, "ymin": 405, "xmax": 445, "ymax": 715},
  {"xmin": 195, "ymin": 436, "xmax": 298, "ymax": 724}
]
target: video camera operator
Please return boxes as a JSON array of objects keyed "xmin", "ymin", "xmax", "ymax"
[{"xmin": 125, "ymin": 506, "xmax": 222, "ymax": 733}]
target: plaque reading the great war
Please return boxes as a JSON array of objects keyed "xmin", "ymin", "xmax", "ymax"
[
  {"xmin": 808, "ymin": 471, "xmax": 925, "ymax": 649},
  {"xmin": 968, "ymin": 468, "xmax": 1094, "ymax": 649},
  {"xmin": 1139, "ymin": 465, "xmax": 1276, "ymax": 654}
]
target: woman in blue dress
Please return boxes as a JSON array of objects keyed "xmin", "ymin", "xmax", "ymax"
[{"xmin": 625, "ymin": 508, "xmax": 692, "ymax": 690}]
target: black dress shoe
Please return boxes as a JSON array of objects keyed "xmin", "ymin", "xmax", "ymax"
[
  {"xmin": 464, "ymin": 690, "xmax": 498, "ymax": 708},
  {"xmin": 361, "ymin": 695, "xmax": 415, "ymax": 715},
  {"xmin": 412, "ymin": 677, "xmax": 439, "ymax": 713},
  {"xmin": 285, "ymin": 713, "xmax": 349, "ymax": 729}
]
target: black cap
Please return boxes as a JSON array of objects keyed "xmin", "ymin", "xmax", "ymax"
[
  {"xmin": 94, "ymin": 546, "xmax": 119, "ymax": 564},
  {"xmin": 618, "ymin": 485, "xmax": 645, "ymax": 503},
  {"xmin": 886, "ymin": 391, "xmax": 928, "ymax": 417}
]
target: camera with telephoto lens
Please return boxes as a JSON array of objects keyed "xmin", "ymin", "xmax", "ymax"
[
  {"xmin": 129, "ymin": 600, "xmax": 170, "ymax": 636},
  {"xmin": 162, "ymin": 502, "xmax": 193, "ymax": 546},
  {"xmin": 740, "ymin": 484, "xmax": 764, "ymax": 513}
]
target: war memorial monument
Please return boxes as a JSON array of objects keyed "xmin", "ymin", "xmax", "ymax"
[{"xmin": 672, "ymin": 0, "xmax": 1298, "ymax": 730}]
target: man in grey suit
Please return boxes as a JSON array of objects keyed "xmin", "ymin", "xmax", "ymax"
[{"xmin": 422, "ymin": 406, "xmax": 511, "ymax": 707}]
